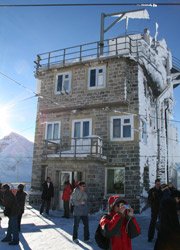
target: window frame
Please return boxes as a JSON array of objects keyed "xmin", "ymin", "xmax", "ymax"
[
  {"xmin": 88, "ymin": 65, "xmax": 106, "ymax": 89},
  {"xmin": 105, "ymin": 167, "xmax": 125, "ymax": 196},
  {"xmin": 110, "ymin": 115, "xmax": 134, "ymax": 141},
  {"xmin": 72, "ymin": 119, "xmax": 92, "ymax": 138},
  {"xmin": 55, "ymin": 71, "xmax": 72, "ymax": 94},
  {"xmin": 45, "ymin": 121, "xmax": 61, "ymax": 141}
]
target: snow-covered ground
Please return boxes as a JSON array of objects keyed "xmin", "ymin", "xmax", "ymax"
[{"xmin": 0, "ymin": 206, "xmax": 155, "ymax": 250}]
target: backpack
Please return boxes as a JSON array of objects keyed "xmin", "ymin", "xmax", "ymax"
[{"xmin": 95, "ymin": 215, "xmax": 111, "ymax": 250}]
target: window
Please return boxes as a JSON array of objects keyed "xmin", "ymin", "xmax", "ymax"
[
  {"xmin": 141, "ymin": 120, "xmax": 147, "ymax": 144},
  {"xmin": 72, "ymin": 119, "xmax": 92, "ymax": 138},
  {"xmin": 106, "ymin": 168, "xmax": 125, "ymax": 195},
  {"xmin": 110, "ymin": 115, "xmax": 134, "ymax": 141},
  {"xmin": 88, "ymin": 66, "xmax": 106, "ymax": 89},
  {"xmin": 45, "ymin": 122, "xmax": 60, "ymax": 140},
  {"xmin": 55, "ymin": 72, "xmax": 71, "ymax": 94}
]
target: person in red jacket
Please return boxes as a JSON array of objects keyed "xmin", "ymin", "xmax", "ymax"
[
  {"xmin": 62, "ymin": 181, "xmax": 73, "ymax": 218},
  {"xmin": 100, "ymin": 195, "xmax": 141, "ymax": 250}
]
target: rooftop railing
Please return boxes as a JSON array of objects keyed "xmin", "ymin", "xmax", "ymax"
[{"xmin": 34, "ymin": 34, "xmax": 145, "ymax": 72}]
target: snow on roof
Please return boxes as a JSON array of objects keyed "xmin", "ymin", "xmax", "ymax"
[{"xmin": 109, "ymin": 33, "xmax": 172, "ymax": 92}]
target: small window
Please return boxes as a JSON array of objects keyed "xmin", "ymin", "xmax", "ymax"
[
  {"xmin": 141, "ymin": 120, "xmax": 147, "ymax": 144},
  {"xmin": 111, "ymin": 115, "xmax": 134, "ymax": 141},
  {"xmin": 55, "ymin": 72, "xmax": 71, "ymax": 94},
  {"xmin": 45, "ymin": 122, "xmax": 60, "ymax": 140},
  {"xmin": 106, "ymin": 168, "xmax": 125, "ymax": 195},
  {"xmin": 88, "ymin": 66, "xmax": 106, "ymax": 89}
]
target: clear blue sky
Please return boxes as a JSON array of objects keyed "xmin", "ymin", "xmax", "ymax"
[{"xmin": 0, "ymin": 0, "xmax": 180, "ymax": 142}]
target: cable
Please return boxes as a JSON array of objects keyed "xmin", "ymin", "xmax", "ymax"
[
  {"xmin": 0, "ymin": 71, "xmax": 36, "ymax": 95},
  {"xmin": 0, "ymin": 3, "xmax": 180, "ymax": 8},
  {"xmin": 0, "ymin": 71, "xmax": 59, "ymax": 106}
]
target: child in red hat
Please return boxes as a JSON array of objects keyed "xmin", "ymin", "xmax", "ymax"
[{"xmin": 99, "ymin": 195, "xmax": 141, "ymax": 250}]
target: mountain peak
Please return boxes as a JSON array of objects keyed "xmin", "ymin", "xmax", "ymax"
[{"xmin": 1, "ymin": 132, "xmax": 31, "ymax": 143}]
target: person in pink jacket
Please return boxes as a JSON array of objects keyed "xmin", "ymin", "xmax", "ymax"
[{"xmin": 100, "ymin": 195, "xmax": 141, "ymax": 250}]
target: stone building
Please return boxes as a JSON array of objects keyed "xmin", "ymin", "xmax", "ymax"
[{"xmin": 30, "ymin": 30, "xmax": 180, "ymax": 212}]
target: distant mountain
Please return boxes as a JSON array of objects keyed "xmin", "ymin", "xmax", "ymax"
[{"xmin": 0, "ymin": 132, "xmax": 33, "ymax": 183}]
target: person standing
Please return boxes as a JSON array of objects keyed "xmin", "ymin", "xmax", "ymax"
[
  {"xmin": 154, "ymin": 196, "xmax": 180, "ymax": 250},
  {"xmin": 40, "ymin": 177, "xmax": 54, "ymax": 215},
  {"xmin": 1, "ymin": 184, "xmax": 19, "ymax": 245},
  {"xmin": 99, "ymin": 195, "xmax": 141, "ymax": 250},
  {"xmin": 71, "ymin": 181, "xmax": 90, "ymax": 243},
  {"xmin": 16, "ymin": 184, "xmax": 27, "ymax": 231},
  {"xmin": 62, "ymin": 180, "xmax": 73, "ymax": 218},
  {"xmin": 148, "ymin": 178, "xmax": 162, "ymax": 242}
]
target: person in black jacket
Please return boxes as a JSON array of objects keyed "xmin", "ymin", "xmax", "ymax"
[
  {"xmin": 1, "ymin": 184, "xmax": 19, "ymax": 245},
  {"xmin": 147, "ymin": 179, "xmax": 162, "ymax": 242},
  {"xmin": 16, "ymin": 184, "xmax": 27, "ymax": 231},
  {"xmin": 40, "ymin": 177, "xmax": 54, "ymax": 215},
  {"xmin": 154, "ymin": 197, "xmax": 180, "ymax": 250}
]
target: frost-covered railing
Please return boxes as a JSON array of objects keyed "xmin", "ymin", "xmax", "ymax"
[
  {"xmin": 34, "ymin": 34, "xmax": 145, "ymax": 72},
  {"xmin": 35, "ymin": 33, "xmax": 173, "ymax": 91},
  {"xmin": 43, "ymin": 136, "xmax": 104, "ymax": 158},
  {"xmin": 172, "ymin": 56, "xmax": 180, "ymax": 72}
]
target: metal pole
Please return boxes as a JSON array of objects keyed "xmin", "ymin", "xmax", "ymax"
[{"xmin": 100, "ymin": 13, "xmax": 105, "ymax": 56}]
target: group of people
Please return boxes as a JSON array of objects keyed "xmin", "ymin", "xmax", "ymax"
[
  {"xmin": 148, "ymin": 179, "xmax": 180, "ymax": 250},
  {"xmin": 0, "ymin": 177, "xmax": 179, "ymax": 249},
  {"xmin": 0, "ymin": 182, "xmax": 27, "ymax": 246},
  {"xmin": 39, "ymin": 177, "xmax": 91, "ymax": 243},
  {"xmin": 39, "ymin": 177, "xmax": 141, "ymax": 249}
]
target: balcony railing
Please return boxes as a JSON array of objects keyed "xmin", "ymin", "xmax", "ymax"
[{"xmin": 43, "ymin": 136, "xmax": 105, "ymax": 159}]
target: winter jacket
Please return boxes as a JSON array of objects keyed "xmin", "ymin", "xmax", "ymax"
[
  {"xmin": 16, "ymin": 190, "xmax": 27, "ymax": 214},
  {"xmin": 148, "ymin": 187, "xmax": 162, "ymax": 212},
  {"xmin": 62, "ymin": 184, "xmax": 72, "ymax": 201},
  {"xmin": 154, "ymin": 230, "xmax": 180, "ymax": 250},
  {"xmin": 154, "ymin": 197, "xmax": 180, "ymax": 250},
  {"xmin": 71, "ymin": 187, "xmax": 88, "ymax": 216},
  {"xmin": 41, "ymin": 181, "xmax": 54, "ymax": 201},
  {"xmin": 100, "ymin": 211, "xmax": 141, "ymax": 250},
  {"xmin": 2, "ymin": 190, "xmax": 19, "ymax": 217}
]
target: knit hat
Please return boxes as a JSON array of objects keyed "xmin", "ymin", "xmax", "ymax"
[
  {"xmin": 2, "ymin": 184, "xmax": 10, "ymax": 191},
  {"xmin": 108, "ymin": 195, "xmax": 127, "ymax": 210},
  {"xmin": 18, "ymin": 184, "xmax": 24, "ymax": 190}
]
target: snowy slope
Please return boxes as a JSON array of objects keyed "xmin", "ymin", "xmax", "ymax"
[{"xmin": 0, "ymin": 132, "xmax": 33, "ymax": 183}]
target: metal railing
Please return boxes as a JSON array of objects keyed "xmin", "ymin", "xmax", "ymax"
[
  {"xmin": 43, "ymin": 136, "xmax": 104, "ymax": 158},
  {"xmin": 172, "ymin": 56, "xmax": 180, "ymax": 72},
  {"xmin": 34, "ymin": 33, "xmax": 178, "ymax": 80},
  {"xmin": 34, "ymin": 34, "xmax": 146, "ymax": 71}
]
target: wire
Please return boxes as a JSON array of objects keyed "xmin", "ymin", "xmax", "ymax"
[
  {"xmin": 0, "ymin": 71, "xmax": 36, "ymax": 95},
  {"xmin": 0, "ymin": 71, "xmax": 59, "ymax": 106},
  {"xmin": 0, "ymin": 3, "xmax": 180, "ymax": 8}
]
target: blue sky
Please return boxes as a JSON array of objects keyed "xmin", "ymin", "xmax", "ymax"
[{"xmin": 0, "ymin": 0, "xmax": 180, "ymax": 142}]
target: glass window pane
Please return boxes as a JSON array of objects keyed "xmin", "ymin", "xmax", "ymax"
[
  {"xmin": 107, "ymin": 168, "xmax": 125, "ymax": 194},
  {"xmin": 57, "ymin": 75, "xmax": 63, "ymax": 92},
  {"xmin": 47, "ymin": 124, "xmax": 52, "ymax": 139},
  {"xmin": 74, "ymin": 122, "xmax": 81, "ymax": 138},
  {"xmin": 90, "ymin": 69, "xmax": 96, "ymax": 87},
  {"xmin": 113, "ymin": 119, "xmax": 121, "ymax": 138},
  {"xmin": 123, "ymin": 125, "xmax": 131, "ymax": 138},
  {"xmin": 64, "ymin": 79, "xmax": 69, "ymax": 92},
  {"xmin": 53, "ymin": 123, "xmax": 59, "ymax": 140},
  {"xmin": 107, "ymin": 169, "xmax": 114, "ymax": 193},
  {"xmin": 124, "ymin": 119, "xmax": 130, "ymax": 124},
  {"xmin": 83, "ymin": 121, "xmax": 90, "ymax": 137},
  {"xmin": 98, "ymin": 73, "xmax": 104, "ymax": 86}
]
